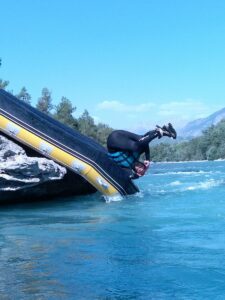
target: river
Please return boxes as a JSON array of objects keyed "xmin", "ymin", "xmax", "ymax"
[{"xmin": 1, "ymin": 160, "xmax": 225, "ymax": 299}]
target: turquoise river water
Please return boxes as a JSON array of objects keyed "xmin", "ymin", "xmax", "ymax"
[{"xmin": 1, "ymin": 160, "xmax": 225, "ymax": 299}]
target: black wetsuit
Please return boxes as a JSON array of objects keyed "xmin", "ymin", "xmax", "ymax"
[{"xmin": 107, "ymin": 129, "xmax": 158, "ymax": 170}]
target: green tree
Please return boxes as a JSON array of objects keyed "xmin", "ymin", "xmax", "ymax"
[
  {"xmin": 0, "ymin": 59, "xmax": 9, "ymax": 89},
  {"xmin": 0, "ymin": 79, "xmax": 9, "ymax": 89},
  {"xmin": 16, "ymin": 86, "xmax": 31, "ymax": 104},
  {"xmin": 206, "ymin": 146, "xmax": 217, "ymax": 160},
  {"xmin": 95, "ymin": 123, "xmax": 113, "ymax": 147},
  {"xmin": 78, "ymin": 110, "xmax": 96, "ymax": 137},
  {"xmin": 36, "ymin": 88, "xmax": 53, "ymax": 114},
  {"xmin": 54, "ymin": 96, "xmax": 78, "ymax": 128},
  {"xmin": 151, "ymin": 118, "xmax": 225, "ymax": 162}
]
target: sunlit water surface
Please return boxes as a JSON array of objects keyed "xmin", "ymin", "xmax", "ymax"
[{"xmin": 1, "ymin": 161, "xmax": 225, "ymax": 299}]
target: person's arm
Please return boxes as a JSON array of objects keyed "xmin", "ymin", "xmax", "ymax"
[
  {"xmin": 129, "ymin": 172, "xmax": 140, "ymax": 180},
  {"xmin": 145, "ymin": 146, "xmax": 150, "ymax": 161}
]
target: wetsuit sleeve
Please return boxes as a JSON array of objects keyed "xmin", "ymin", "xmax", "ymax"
[
  {"xmin": 145, "ymin": 146, "xmax": 150, "ymax": 161},
  {"xmin": 130, "ymin": 172, "xmax": 140, "ymax": 180}
]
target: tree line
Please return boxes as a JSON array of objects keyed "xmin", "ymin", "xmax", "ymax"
[
  {"xmin": 1, "ymin": 60, "xmax": 224, "ymax": 160},
  {"xmin": 151, "ymin": 119, "xmax": 225, "ymax": 162}
]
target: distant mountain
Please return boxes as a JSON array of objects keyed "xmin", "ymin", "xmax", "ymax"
[{"xmin": 179, "ymin": 107, "xmax": 225, "ymax": 138}]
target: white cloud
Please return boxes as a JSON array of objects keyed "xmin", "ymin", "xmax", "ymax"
[
  {"xmin": 97, "ymin": 100, "xmax": 155, "ymax": 113},
  {"xmin": 158, "ymin": 99, "xmax": 221, "ymax": 122},
  {"xmin": 95, "ymin": 99, "xmax": 223, "ymax": 132}
]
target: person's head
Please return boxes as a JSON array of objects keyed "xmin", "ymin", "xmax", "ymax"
[{"xmin": 134, "ymin": 161, "xmax": 149, "ymax": 176}]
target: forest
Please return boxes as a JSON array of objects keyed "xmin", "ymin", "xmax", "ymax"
[{"xmin": 151, "ymin": 120, "xmax": 225, "ymax": 162}]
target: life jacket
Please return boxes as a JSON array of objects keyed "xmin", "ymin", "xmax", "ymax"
[{"xmin": 108, "ymin": 151, "xmax": 139, "ymax": 169}]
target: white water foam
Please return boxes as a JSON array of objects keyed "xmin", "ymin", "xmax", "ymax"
[
  {"xmin": 169, "ymin": 180, "xmax": 182, "ymax": 186},
  {"xmin": 156, "ymin": 160, "xmax": 209, "ymax": 164},
  {"xmin": 104, "ymin": 194, "xmax": 124, "ymax": 203},
  {"xmin": 183, "ymin": 179, "xmax": 224, "ymax": 191},
  {"xmin": 153, "ymin": 170, "xmax": 221, "ymax": 176}
]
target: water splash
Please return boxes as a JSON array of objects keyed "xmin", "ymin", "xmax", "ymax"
[
  {"xmin": 169, "ymin": 180, "xmax": 182, "ymax": 186},
  {"xmin": 104, "ymin": 194, "xmax": 123, "ymax": 203},
  {"xmin": 183, "ymin": 179, "xmax": 224, "ymax": 191}
]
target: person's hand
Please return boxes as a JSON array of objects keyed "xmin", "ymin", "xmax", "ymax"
[{"xmin": 144, "ymin": 160, "xmax": 150, "ymax": 169}]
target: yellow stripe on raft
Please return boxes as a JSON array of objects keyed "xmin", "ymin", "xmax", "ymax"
[{"xmin": 0, "ymin": 115, "xmax": 119, "ymax": 196}]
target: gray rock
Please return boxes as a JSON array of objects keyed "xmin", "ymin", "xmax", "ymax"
[{"xmin": 0, "ymin": 135, "xmax": 96, "ymax": 203}]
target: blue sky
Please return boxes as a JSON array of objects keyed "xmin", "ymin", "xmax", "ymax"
[{"xmin": 1, "ymin": 0, "xmax": 225, "ymax": 132}]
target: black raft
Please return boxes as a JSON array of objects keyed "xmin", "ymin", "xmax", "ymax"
[{"xmin": 0, "ymin": 89, "xmax": 139, "ymax": 197}]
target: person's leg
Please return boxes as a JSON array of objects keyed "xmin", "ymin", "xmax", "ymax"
[
  {"xmin": 142, "ymin": 123, "xmax": 177, "ymax": 143},
  {"xmin": 107, "ymin": 129, "xmax": 161, "ymax": 153},
  {"xmin": 138, "ymin": 130, "xmax": 158, "ymax": 147},
  {"xmin": 135, "ymin": 125, "xmax": 177, "ymax": 152}
]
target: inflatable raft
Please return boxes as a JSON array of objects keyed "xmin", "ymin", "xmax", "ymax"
[{"xmin": 0, "ymin": 89, "xmax": 139, "ymax": 197}]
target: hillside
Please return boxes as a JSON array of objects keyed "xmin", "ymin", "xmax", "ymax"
[
  {"xmin": 151, "ymin": 119, "xmax": 225, "ymax": 162},
  {"xmin": 179, "ymin": 107, "xmax": 225, "ymax": 138}
]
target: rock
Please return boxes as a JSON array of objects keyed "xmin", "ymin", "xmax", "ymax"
[{"xmin": 0, "ymin": 135, "xmax": 96, "ymax": 203}]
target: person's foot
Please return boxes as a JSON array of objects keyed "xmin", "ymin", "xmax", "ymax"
[{"xmin": 156, "ymin": 123, "xmax": 177, "ymax": 139}]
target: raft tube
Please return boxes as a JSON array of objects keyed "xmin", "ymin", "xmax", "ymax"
[{"xmin": 0, "ymin": 89, "xmax": 139, "ymax": 197}]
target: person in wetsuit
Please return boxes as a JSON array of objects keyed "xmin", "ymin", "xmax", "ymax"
[{"xmin": 107, "ymin": 123, "xmax": 177, "ymax": 179}]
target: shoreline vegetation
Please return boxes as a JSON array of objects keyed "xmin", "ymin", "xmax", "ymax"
[
  {"xmin": 153, "ymin": 159, "xmax": 225, "ymax": 164},
  {"xmin": 151, "ymin": 119, "xmax": 225, "ymax": 162},
  {"xmin": 1, "ymin": 76, "xmax": 225, "ymax": 162}
]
